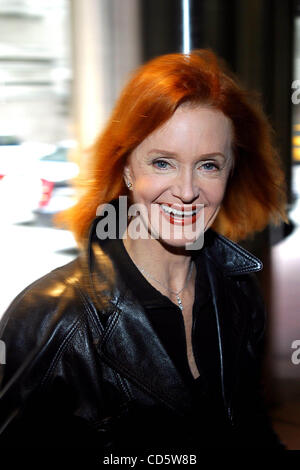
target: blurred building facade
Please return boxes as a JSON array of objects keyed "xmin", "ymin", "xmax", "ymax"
[{"xmin": 0, "ymin": 0, "xmax": 72, "ymax": 143}]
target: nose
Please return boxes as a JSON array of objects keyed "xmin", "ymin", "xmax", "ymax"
[{"xmin": 171, "ymin": 168, "xmax": 200, "ymax": 203}]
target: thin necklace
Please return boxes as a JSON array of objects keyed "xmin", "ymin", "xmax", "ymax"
[{"xmin": 135, "ymin": 260, "xmax": 194, "ymax": 312}]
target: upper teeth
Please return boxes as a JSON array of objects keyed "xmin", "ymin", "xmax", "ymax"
[{"xmin": 160, "ymin": 204, "xmax": 198, "ymax": 217}]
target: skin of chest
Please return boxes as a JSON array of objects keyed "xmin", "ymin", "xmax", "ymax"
[
  {"xmin": 180, "ymin": 282, "xmax": 200, "ymax": 379},
  {"xmin": 165, "ymin": 273, "xmax": 200, "ymax": 379}
]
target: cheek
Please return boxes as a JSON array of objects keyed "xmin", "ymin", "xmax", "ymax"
[
  {"xmin": 133, "ymin": 175, "xmax": 167, "ymax": 201},
  {"xmin": 203, "ymin": 179, "xmax": 228, "ymax": 205}
]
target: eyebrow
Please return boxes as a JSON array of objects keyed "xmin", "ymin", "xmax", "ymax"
[{"xmin": 147, "ymin": 149, "xmax": 226, "ymax": 159}]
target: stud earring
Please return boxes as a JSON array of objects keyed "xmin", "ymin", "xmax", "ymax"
[{"xmin": 127, "ymin": 181, "xmax": 132, "ymax": 189}]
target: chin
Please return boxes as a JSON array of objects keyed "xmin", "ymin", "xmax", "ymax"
[
  {"xmin": 148, "ymin": 223, "xmax": 204, "ymax": 250},
  {"xmin": 148, "ymin": 213, "xmax": 205, "ymax": 250},
  {"xmin": 161, "ymin": 235, "xmax": 205, "ymax": 251}
]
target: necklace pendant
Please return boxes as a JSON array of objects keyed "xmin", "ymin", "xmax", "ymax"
[{"xmin": 176, "ymin": 295, "xmax": 183, "ymax": 311}]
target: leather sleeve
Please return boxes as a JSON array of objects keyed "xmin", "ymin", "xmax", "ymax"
[
  {"xmin": 0, "ymin": 279, "xmax": 52, "ymax": 442},
  {"xmin": 0, "ymin": 272, "xmax": 104, "ymax": 450}
]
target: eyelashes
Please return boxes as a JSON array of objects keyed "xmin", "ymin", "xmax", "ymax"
[
  {"xmin": 200, "ymin": 162, "xmax": 220, "ymax": 171},
  {"xmin": 153, "ymin": 159, "xmax": 170, "ymax": 170},
  {"xmin": 152, "ymin": 159, "xmax": 221, "ymax": 172}
]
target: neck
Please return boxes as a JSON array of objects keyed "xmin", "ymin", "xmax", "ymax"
[{"xmin": 122, "ymin": 229, "xmax": 194, "ymax": 293}]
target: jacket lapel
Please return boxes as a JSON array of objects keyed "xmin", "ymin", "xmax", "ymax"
[
  {"xmin": 81, "ymin": 220, "xmax": 194, "ymax": 417},
  {"xmin": 201, "ymin": 253, "xmax": 251, "ymax": 422},
  {"xmin": 98, "ymin": 288, "xmax": 194, "ymax": 417},
  {"xmin": 199, "ymin": 230, "xmax": 263, "ymax": 421}
]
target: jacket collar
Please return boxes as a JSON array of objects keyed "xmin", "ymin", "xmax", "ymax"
[
  {"xmin": 81, "ymin": 200, "xmax": 263, "ymax": 418},
  {"xmin": 199, "ymin": 228, "xmax": 263, "ymax": 276}
]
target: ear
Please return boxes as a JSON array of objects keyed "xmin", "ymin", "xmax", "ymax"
[{"xmin": 123, "ymin": 165, "xmax": 132, "ymax": 186}]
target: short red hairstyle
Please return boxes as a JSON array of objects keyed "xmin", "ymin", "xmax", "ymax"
[{"xmin": 56, "ymin": 49, "xmax": 287, "ymax": 243}]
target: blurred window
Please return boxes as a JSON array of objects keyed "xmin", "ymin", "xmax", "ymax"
[
  {"xmin": 41, "ymin": 148, "xmax": 68, "ymax": 162},
  {"xmin": 0, "ymin": 136, "xmax": 21, "ymax": 146}
]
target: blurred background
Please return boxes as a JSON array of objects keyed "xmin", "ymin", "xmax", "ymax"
[{"xmin": 0, "ymin": 0, "xmax": 299, "ymax": 449}]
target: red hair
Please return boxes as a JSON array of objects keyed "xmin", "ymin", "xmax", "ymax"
[{"xmin": 56, "ymin": 49, "xmax": 287, "ymax": 243}]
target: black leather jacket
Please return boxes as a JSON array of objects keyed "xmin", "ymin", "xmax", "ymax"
[{"xmin": 0, "ymin": 207, "xmax": 284, "ymax": 452}]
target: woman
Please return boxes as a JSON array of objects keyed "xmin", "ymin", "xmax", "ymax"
[{"xmin": 0, "ymin": 50, "xmax": 287, "ymax": 452}]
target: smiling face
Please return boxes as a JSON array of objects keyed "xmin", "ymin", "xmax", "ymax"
[{"xmin": 123, "ymin": 104, "xmax": 233, "ymax": 248}]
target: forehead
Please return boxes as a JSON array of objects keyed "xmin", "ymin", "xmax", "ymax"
[{"xmin": 134, "ymin": 105, "xmax": 233, "ymax": 157}]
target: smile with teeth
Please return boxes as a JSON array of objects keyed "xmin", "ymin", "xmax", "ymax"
[{"xmin": 160, "ymin": 204, "xmax": 200, "ymax": 218}]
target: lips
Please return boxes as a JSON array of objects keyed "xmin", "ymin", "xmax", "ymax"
[{"xmin": 158, "ymin": 203, "xmax": 201, "ymax": 226}]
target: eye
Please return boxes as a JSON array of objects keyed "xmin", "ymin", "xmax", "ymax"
[
  {"xmin": 153, "ymin": 159, "xmax": 171, "ymax": 170},
  {"xmin": 200, "ymin": 162, "xmax": 220, "ymax": 171}
]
